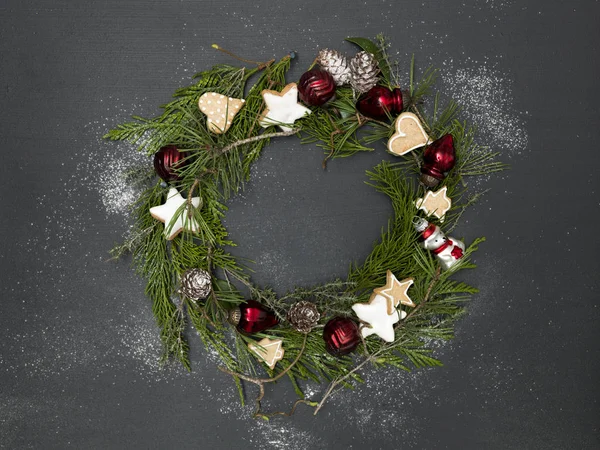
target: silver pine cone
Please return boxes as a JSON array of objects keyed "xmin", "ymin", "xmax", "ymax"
[
  {"xmin": 179, "ymin": 268, "xmax": 212, "ymax": 300},
  {"xmin": 317, "ymin": 48, "xmax": 351, "ymax": 86},
  {"xmin": 287, "ymin": 301, "xmax": 320, "ymax": 333},
  {"xmin": 349, "ymin": 51, "xmax": 380, "ymax": 94}
]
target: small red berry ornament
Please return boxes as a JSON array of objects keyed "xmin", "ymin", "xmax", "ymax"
[
  {"xmin": 323, "ymin": 317, "xmax": 360, "ymax": 356},
  {"xmin": 228, "ymin": 300, "xmax": 279, "ymax": 334},
  {"xmin": 420, "ymin": 134, "xmax": 456, "ymax": 188},
  {"xmin": 153, "ymin": 145, "xmax": 188, "ymax": 183},
  {"xmin": 356, "ymin": 85, "xmax": 404, "ymax": 121},
  {"xmin": 298, "ymin": 68, "xmax": 336, "ymax": 106}
]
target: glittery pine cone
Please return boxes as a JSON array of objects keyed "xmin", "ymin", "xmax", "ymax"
[
  {"xmin": 179, "ymin": 268, "xmax": 212, "ymax": 300},
  {"xmin": 349, "ymin": 51, "xmax": 380, "ymax": 94},
  {"xmin": 287, "ymin": 301, "xmax": 320, "ymax": 333},
  {"xmin": 317, "ymin": 48, "xmax": 351, "ymax": 86}
]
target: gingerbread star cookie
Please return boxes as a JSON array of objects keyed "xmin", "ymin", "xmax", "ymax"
[
  {"xmin": 352, "ymin": 295, "xmax": 405, "ymax": 343},
  {"xmin": 372, "ymin": 270, "xmax": 415, "ymax": 314},
  {"xmin": 149, "ymin": 188, "xmax": 201, "ymax": 240},
  {"xmin": 258, "ymin": 83, "xmax": 311, "ymax": 131},
  {"xmin": 248, "ymin": 337, "xmax": 285, "ymax": 370},
  {"xmin": 387, "ymin": 112, "xmax": 431, "ymax": 156},
  {"xmin": 198, "ymin": 92, "xmax": 245, "ymax": 134},
  {"xmin": 415, "ymin": 186, "xmax": 452, "ymax": 221}
]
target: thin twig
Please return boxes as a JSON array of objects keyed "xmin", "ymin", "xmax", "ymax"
[
  {"xmin": 218, "ymin": 333, "xmax": 309, "ymax": 417},
  {"xmin": 216, "ymin": 129, "xmax": 299, "ymax": 155},
  {"xmin": 187, "ymin": 178, "xmax": 200, "ymax": 218},
  {"xmin": 212, "ymin": 44, "xmax": 274, "ymax": 69}
]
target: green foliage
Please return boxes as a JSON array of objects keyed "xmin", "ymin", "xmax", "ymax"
[{"xmin": 105, "ymin": 38, "xmax": 506, "ymax": 412}]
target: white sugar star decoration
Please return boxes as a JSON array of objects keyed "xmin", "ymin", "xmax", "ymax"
[
  {"xmin": 258, "ymin": 83, "xmax": 311, "ymax": 131},
  {"xmin": 149, "ymin": 188, "xmax": 201, "ymax": 240},
  {"xmin": 415, "ymin": 186, "xmax": 452, "ymax": 222},
  {"xmin": 352, "ymin": 294, "xmax": 406, "ymax": 343}
]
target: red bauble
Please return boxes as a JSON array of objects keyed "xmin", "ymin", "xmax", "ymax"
[
  {"xmin": 356, "ymin": 85, "xmax": 404, "ymax": 121},
  {"xmin": 298, "ymin": 69, "xmax": 336, "ymax": 106},
  {"xmin": 323, "ymin": 317, "xmax": 360, "ymax": 356},
  {"xmin": 228, "ymin": 300, "xmax": 279, "ymax": 334},
  {"xmin": 420, "ymin": 134, "xmax": 456, "ymax": 188},
  {"xmin": 153, "ymin": 145, "xmax": 188, "ymax": 183}
]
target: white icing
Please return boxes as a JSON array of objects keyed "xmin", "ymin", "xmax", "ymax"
[
  {"xmin": 149, "ymin": 188, "xmax": 201, "ymax": 240},
  {"xmin": 352, "ymin": 294, "xmax": 406, "ymax": 343},
  {"xmin": 259, "ymin": 84, "xmax": 311, "ymax": 131}
]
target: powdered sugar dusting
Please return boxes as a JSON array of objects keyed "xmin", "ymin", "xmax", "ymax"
[{"xmin": 441, "ymin": 63, "xmax": 528, "ymax": 156}]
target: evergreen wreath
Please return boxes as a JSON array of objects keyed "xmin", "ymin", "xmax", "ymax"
[{"xmin": 106, "ymin": 35, "xmax": 505, "ymax": 419}]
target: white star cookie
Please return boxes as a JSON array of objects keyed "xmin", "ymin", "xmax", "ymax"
[
  {"xmin": 149, "ymin": 188, "xmax": 201, "ymax": 240},
  {"xmin": 258, "ymin": 83, "xmax": 311, "ymax": 131},
  {"xmin": 198, "ymin": 92, "xmax": 245, "ymax": 134},
  {"xmin": 352, "ymin": 294, "xmax": 406, "ymax": 343},
  {"xmin": 415, "ymin": 186, "xmax": 452, "ymax": 221},
  {"xmin": 248, "ymin": 337, "xmax": 285, "ymax": 370}
]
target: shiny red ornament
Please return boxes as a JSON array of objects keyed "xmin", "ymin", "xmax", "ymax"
[
  {"xmin": 323, "ymin": 317, "xmax": 360, "ymax": 356},
  {"xmin": 153, "ymin": 145, "xmax": 188, "ymax": 183},
  {"xmin": 356, "ymin": 85, "xmax": 404, "ymax": 121},
  {"xmin": 228, "ymin": 300, "xmax": 279, "ymax": 334},
  {"xmin": 298, "ymin": 68, "xmax": 336, "ymax": 106},
  {"xmin": 420, "ymin": 134, "xmax": 456, "ymax": 188}
]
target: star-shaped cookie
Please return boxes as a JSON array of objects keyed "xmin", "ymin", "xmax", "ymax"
[
  {"xmin": 258, "ymin": 83, "xmax": 311, "ymax": 131},
  {"xmin": 149, "ymin": 188, "xmax": 201, "ymax": 240},
  {"xmin": 415, "ymin": 186, "xmax": 452, "ymax": 221},
  {"xmin": 352, "ymin": 294, "xmax": 406, "ymax": 342},
  {"xmin": 248, "ymin": 337, "xmax": 285, "ymax": 370},
  {"xmin": 372, "ymin": 270, "xmax": 415, "ymax": 314}
]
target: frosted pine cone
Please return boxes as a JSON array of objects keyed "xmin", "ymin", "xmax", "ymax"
[
  {"xmin": 317, "ymin": 48, "xmax": 351, "ymax": 86},
  {"xmin": 179, "ymin": 268, "xmax": 212, "ymax": 300},
  {"xmin": 349, "ymin": 51, "xmax": 380, "ymax": 94},
  {"xmin": 287, "ymin": 301, "xmax": 320, "ymax": 333}
]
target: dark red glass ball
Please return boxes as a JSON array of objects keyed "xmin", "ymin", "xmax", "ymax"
[
  {"xmin": 230, "ymin": 300, "xmax": 279, "ymax": 334},
  {"xmin": 420, "ymin": 134, "xmax": 456, "ymax": 188},
  {"xmin": 323, "ymin": 317, "xmax": 360, "ymax": 356},
  {"xmin": 356, "ymin": 85, "xmax": 404, "ymax": 121},
  {"xmin": 298, "ymin": 69, "xmax": 336, "ymax": 106},
  {"xmin": 153, "ymin": 145, "xmax": 188, "ymax": 183}
]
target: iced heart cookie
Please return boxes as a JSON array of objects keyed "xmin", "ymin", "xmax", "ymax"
[
  {"xmin": 198, "ymin": 92, "xmax": 245, "ymax": 134},
  {"xmin": 387, "ymin": 112, "xmax": 430, "ymax": 156}
]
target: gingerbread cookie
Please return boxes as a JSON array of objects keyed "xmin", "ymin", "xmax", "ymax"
[
  {"xmin": 387, "ymin": 112, "xmax": 431, "ymax": 156},
  {"xmin": 258, "ymin": 83, "xmax": 311, "ymax": 131},
  {"xmin": 198, "ymin": 92, "xmax": 245, "ymax": 134},
  {"xmin": 248, "ymin": 337, "xmax": 285, "ymax": 370},
  {"xmin": 149, "ymin": 188, "xmax": 201, "ymax": 240},
  {"xmin": 372, "ymin": 270, "xmax": 415, "ymax": 314},
  {"xmin": 415, "ymin": 186, "xmax": 452, "ymax": 221}
]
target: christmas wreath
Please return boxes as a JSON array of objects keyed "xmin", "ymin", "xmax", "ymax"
[{"xmin": 106, "ymin": 35, "xmax": 504, "ymax": 419}]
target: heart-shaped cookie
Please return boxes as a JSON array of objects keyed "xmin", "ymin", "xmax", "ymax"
[
  {"xmin": 387, "ymin": 112, "xmax": 430, "ymax": 156},
  {"xmin": 198, "ymin": 92, "xmax": 245, "ymax": 134}
]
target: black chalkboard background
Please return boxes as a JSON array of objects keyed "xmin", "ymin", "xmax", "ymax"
[{"xmin": 1, "ymin": 1, "xmax": 598, "ymax": 449}]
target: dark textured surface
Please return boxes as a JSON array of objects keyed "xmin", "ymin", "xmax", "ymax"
[{"xmin": 1, "ymin": 1, "xmax": 599, "ymax": 449}]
